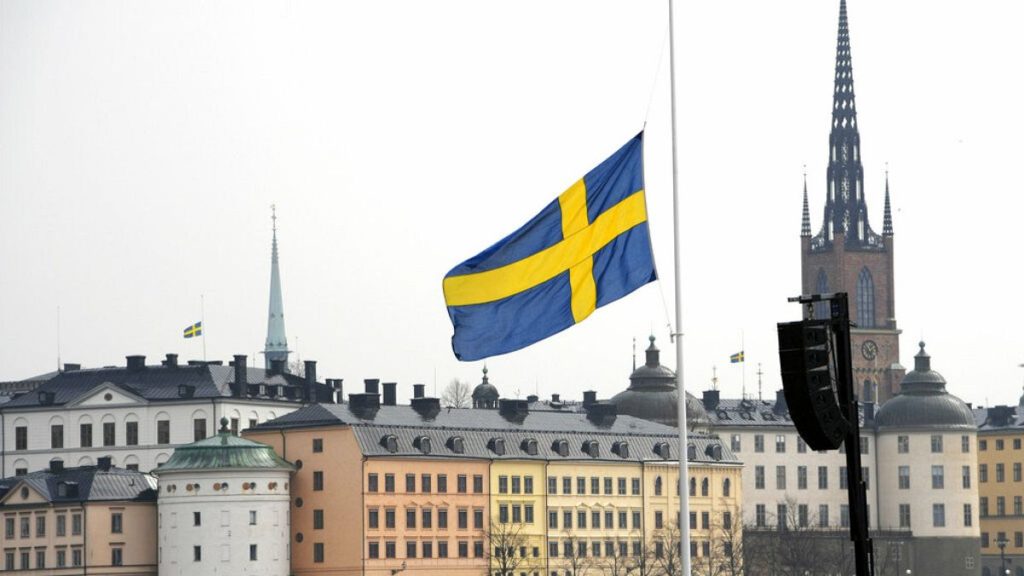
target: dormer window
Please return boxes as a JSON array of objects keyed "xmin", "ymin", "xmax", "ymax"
[
  {"xmin": 552, "ymin": 439, "xmax": 569, "ymax": 457},
  {"xmin": 413, "ymin": 436, "xmax": 431, "ymax": 455},
  {"xmin": 488, "ymin": 438, "xmax": 506, "ymax": 456},
  {"xmin": 705, "ymin": 444, "xmax": 723, "ymax": 461},
  {"xmin": 447, "ymin": 436, "xmax": 465, "ymax": 454},
  {"xmin": 380, "ymin": 434, "xmax": 398, "ymax": 453},
  {"xmin": 521, "ymin": 438, "xmax": 538, "ymax": 456},
  {"xmin": 687, "ymin": 444, "xmax": 697, "ymax": 461},
  {"xmin": 654, "ymin": 442, "xmax": 671, "ymax": 460},
  {"xmin": 612, "ymin": 441, "xmax": 630, "ymax": 459},
  {"xmin": 582, "ymin": 440, "xmax": 599, "ymax": 458}
]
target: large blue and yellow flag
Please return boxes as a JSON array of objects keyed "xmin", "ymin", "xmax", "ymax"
[{"xmin": 443, "ymin": 133, "xmax": 656, "ymax": 361}]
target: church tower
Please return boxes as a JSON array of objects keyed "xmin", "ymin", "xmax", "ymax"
[
  {"xmin": 264, "ymin": 205, "xmax": 290, "ymax": 371},
  {"xmin": 801, "ymin": 0, "xmax": 904, "ymax": 403}
]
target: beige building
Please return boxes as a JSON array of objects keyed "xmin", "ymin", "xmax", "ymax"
[
  {"xmin": 0, "ymin": 458, "xmax": 157, "ymax": 574},
  {"xmin": 974, "ymin": 396, "xmax": 1024, "ymax": 576}
]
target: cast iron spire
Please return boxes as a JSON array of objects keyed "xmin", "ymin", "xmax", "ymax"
[
  {"xmin": 883, "ymin": 168, "xmax": 893, "ymax": 237},
  {"xmin": 811, "ymin": 0, "xmax": 883, "ymax": 252},
  {"xmin": 264, "ymin": 205, "xmax": 290, "ymax": 370},
  {"xmin": 801, "ymin": 169, "xmax": 811, "ymax": 238}
]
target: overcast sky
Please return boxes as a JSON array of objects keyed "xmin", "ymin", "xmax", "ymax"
[{"xmin": 2, "ymin": 0, "xmax": 1022, "ymax": 409}]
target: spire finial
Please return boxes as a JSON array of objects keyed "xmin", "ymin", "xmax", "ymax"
[
  {"xmin": 801, "ymin": 168, "xmax": 811, "ymax": 238},
  {"xmin": 264, "ymin": 204, "xmax": 289, "ymax": 370},
  {"xmin": 883, "ymin": 168, "xmax": 894, "ymax": 236}
]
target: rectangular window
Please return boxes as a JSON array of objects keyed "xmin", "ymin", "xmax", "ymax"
[
  {"xmin": 963, "ymin": 465, "xmax": 971, "ymax": 488},
  {"xmin": 314, "ymin": 543, "xmax": 325, "ymax": 563},
  {"xmin": 525, "ymin": 505, "xmax": 534, "ymax": 524},
  {"xmin": 422, "ymin": 509, "xmax": 432, "ymax": 529},
  {"xmin": 618, "ymin": 477, "xmax": 627, "ymax": 495},
  {"xmin": 840, "ymin": 467, "xmax": 848, "ymax": 489},
  {"xmin": 899, "ymin": 466, "xmax": 910, "ymax": 489},
  {"xmin": 72, "ymin": 514, "xmax": 82, "ymax": 535},
  {"xmin": 457, "ymin": 474, "xmax": 467, "ymax": 493},
  {"xmin": 776, "ymin": 434, "xmax": 786, "ymax": 453},
  {"xmin": 797, "ymin": 438, "xmax": 807, "ymax": 453},
  {"xmin": 632, "ymin": 478, "xmax": 641, "ymax": 495},
  {"xmin": 776, "ymin": 466, "xmax": 786, "ymax": 490},
  {"xmin": 385, "ymin": 474, "xmax": 395, "ymax": 493},
  {"xmin": 157, "ymin": 420, "xmax": 170, "ymax": 444},
  {"xmin": 438, "ymin": 541, "xmax": 448, "ymax": 558},
  {"xmin": 591, "ymin": 477, "xmax": 600, "ymax": 494},
  {"xmin": 818, "ymin": 466, "xmax": 828, "ymax": 489},
  {"xmin": 840, "ymin": 505, "xmax": 850, "ymax": 528},
  {"xmin": 1016, "ymin": 438, "xmax": 1022, "ymax": 450},
  {"xmin": 933, "ymin": 504, "xmax": 946, "ymax": 527},
  {"xmin": 798, "ymin": 505, "xmax": 808, "ymax": 527},
  {"xmin": 755, "ymin": 505, "xmax": 766, "ymax": 528},
  {"xmin": 56, "ymin": 549, "xmax": 65, "ymax": 567},
  {"xmin": 4, "ymin": 552, "xmax": 11, "ymax": 571},
  {"xmin": 619, "ymin": 511, "xmax": 627, "ymax": 529},
  {"xmin": 777, "ymin": 504, "xmax": 787, "ymax": 530},
  {"xmin": 249, "ymin": 544, "xmax": 258, "ymax": 561},
  {"xmin": 473, "ymin": 475, "xmax": 483, "ymax": 493},
  {"xmin": 56, "ymin": 514, "xmax": 66, "ymax": 536},
  {"xmin": 422, "ymin": 541, "xmax": 432, "ymax": 558},
  {"xmin": 72, "ymin": 548, "xmax": 82, "ymax": 566},
  {"xmin": 1015, "ymin": 463, "xmax": 1022, "ymax": 482},
  {"xmin": 111, "ymin": 548, "xmax": 122, "ymax": 566},
  {"xmin": 126, "ymin": 421, "xmax": 138, "ymax": 446},
  {"xmin": 1016, "ymin": 496, "xmax": 1023, "ymax": 516},
  {"xmin": 368, "ymin": 542, "xmax": 380, "ymax": 559},
  {"xmin": 819, "ymin": 505, "xmax": 829, "ymax": 528},
  {"xmin": 4, "ymin": 517, "xmax": 13, "ymax": 539},
  {"xmin": 964, "ymin": 504, "xmax": 972, "ymax": 527},
  {"xmin": 577, "ymin": 477, "xmax": 586, "ymax": 494},
  {"xmin": 474, "ymin": 508, "xmax": 483, "ymax": 529},
  {"xmin": 980, "ymin": 439, "xmax": 988, "ymax": 450},
  {"xmin": 632, "ymin": 511, "xmax": 641, "ymax": 529},
  {"xmin": 510, "ymin": 505, "xmax": 520, "ymax": 523},
  {"xmin": 754, "ymin": 434, "xmax": 764, "ymax": 452},
  {"xmin": 406, "ymin": 474, "xmax": 416, "ymax": 493},
  {"xmin": 591, "ymin": 511, "xmax": 600, "ymax": 528},
  {"xmin": 963, "ymin": 435, "xmax": 971, "ymax": 453},
  {"xmin": 731, "ymin": 434, "xmax": 741, "ymax": 452},
  {"xmin": 981, "ymin": 497, "xmax": 989, "ymax": 517},
  {"xmin": 110, "ymin": 511, "xmax": 123, "ymax": 533},
  {"xmin": 932, "ymin": 465, "xmax": 944, "ymax": 489},
  {"xmin": 103, "ymin": 421, "xmax": 116, "ymax": 446},
  {"xmin": 193, "ymin": 418, "xmax": 207, "ymax": 442},
  {"xmin": 474, "ymin": 541, "xmax": 484, "ymax": 558},
  {"xmin": 458, "ymin": 509, "xmax": 468, "ymax": 529},
  {"xmin": 312, "ymin": 438, "xmax": 323, "ymax": 452},
  {"xmin": 249, "ymin": 510, "xmax": 257, "ymax": 525},
  {"xmin": 51, "ymin": 424, "xmax": 64, "ymax": 449},
  {"xmin": 1017, "ymin": 532, "xmax": 1024, "ymax": 548},
  {"xmin": 564, "ymin": 511, "xmax": 572, "ymax": 529},
  {"xmin": 754, "ymin": 466, "xmax": 765, "ymax": 489},
  {"xmin": 19, "ymin": 551, "xmax": 27, "ymax": 570},
  {"xmin": 549, "ymin": 511, "xmax": 558, "ymax": 530},
  {"xmin": 931, "ymin": 434, "xmax": 943, "ymax": 453},
  {"xmin": 249, "ymin": 418, "xmax": 257, "ymax": 429},
  {"xmin": 524, "ymin": 476, "xmax": 533, "ymax": 494},
  {"xmin": 899, "ymin": 504, "xmax": 911, "ymax": 528},
  {"xmin": 439, "ymin": 508, "xmax": 448, "ymax": 529},
  {"xmin": 194, "ymin": 511, "xmax": 201, "ymax": 526},
  {"xmin": 579, "ymin": 511, "xmax": 587, "ymax": 529},
  {"xmin": 438, "ymin": 474, "xmax": 447, "ymax": 493},
  {"xmin": 406, "ymin": 541, "xmax": 417, "ymax": 559},
  {"xmin": 898, "ymin": 435, "xmax": 909, "ymax": 453},
  {"xmin": 997, "ymin": 463, "xmax": 1006, "ymax": 482},
  {"xmin": 563, "ymin": 477, "xmax": 572, "ymax": 494},
  {"xmin": 797, "ymin": 466, "xmax": 807, "ymax": 489},
  {"xmin": 499, "ymin": 476, "xmax": 509, "ymax": 494},
  {"xmin": 313, "ymin": 509, "xmax": 324, "ymax": 530},
  {"xmin": 422, "ymin": 474, "xmax": 432, "ymax": 493},
  {"xmin": 368, "ymin": 473, "xmax": 379, "ymax": 492},
  {"xmin": 36, "ymin": 515, "xmax": 45, "ymax": 537},
  {"xmin": 20, "ymin": 517, "xmax": 30, "ymax": 538},
  {"xmin": 548, "ymin": 476, "xmax": 557, "ymax": 494},
  {"xmin": 980, "ymin": 464, "xmax": 989, "ymax": 483},
  {"xmin": 406, "ymin": 508, "xmax": 416, "ymax": 529},
  {"xmin": 80, "ymin": 423, "xmax": 93, "ymax": 447},
  {"xmin": 386, "ymin": 509, "xmax": 396, "ymax": 529},
  {"xmin": 313, "ymin": 471, "xmax": 324, "ymax": 491},
  {"xmin": 604, "ymin": 477, "xmax": 612, "ymax": 495},
  {"xmin": 997, "ymin": 496, "xmax": 1006, "ymax": 516},
  {"xmin": 549, "ymin": 541, "xmax": 559, "ymax": 558},
  {"xmin": 368, "ymin": 509, "xmax": 379, "ymax": 529},
  {"xmin": 15, "ymin": 426, "xmax": 27, "ymax": 450},
  {"xmin": 194, "ymin": 546, "xmax": 202, "ymax": 562},
  {"xmin": 655, "ymin": 511, "xmax": 663, "ymax": 529}
]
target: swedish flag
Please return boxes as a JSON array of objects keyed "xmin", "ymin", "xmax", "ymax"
[
  {"xmin": 183, "ymin": 322, "xmax": 203, "ymax": 339},
  {"xmin": 730, "ymin": 351, "xmax": 744, "ymax": 363},
  {"xmin": 443, "ymin": 133, "xmax": 656, "ymax": 361}
]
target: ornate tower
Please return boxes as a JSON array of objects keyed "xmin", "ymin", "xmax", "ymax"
[
  {"xmin": 264, "ymin": 205, "xmax": 290, "ymax": 371},
  {"xmin": 800, "ymin": 0, "xmax": 903, "ymax": 403}
]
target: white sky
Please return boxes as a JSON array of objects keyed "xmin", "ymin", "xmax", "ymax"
[{"xmin": 2, "ymin": 0, "xmax": 1022, "ymax": 409}]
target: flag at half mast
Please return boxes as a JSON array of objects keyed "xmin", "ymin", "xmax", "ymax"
[
  {"xmin": 443, "ymin": 133, "xmax": 656, "ymax": 361},
  {"xmin": 183, "ymin": 322, "xmax": 202, "ymax": 339}
]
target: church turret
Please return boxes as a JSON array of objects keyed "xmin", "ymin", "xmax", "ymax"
[
  {"xmin": 264, "ymin": 205, "xmax": 290, "ymax": 371},
  {"xmin": 883, "ymin": 170, "xmax": 893, "ymax": 237},
  {"xmin": 801, "ymin": 171, "xmax": 811, "ymax": 238}
]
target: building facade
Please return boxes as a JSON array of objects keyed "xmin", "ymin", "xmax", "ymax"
[
  {"xmin": 974, "ymin": 394, "xmax": 1024, "ymax": 576},
  {"xmin": 0, "ymin": 458, "xmax": 157, "ymax": 574}
]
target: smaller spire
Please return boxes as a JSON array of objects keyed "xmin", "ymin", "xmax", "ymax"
[
  {"xmin": 883, "ymin": 168, "xmax": 894, "ymax": 237},
  {"xmin": 914, "ymin": 341, "xmax": 930, "ymax": 372},
  {"xmin": 645, "ymin": 335, "xmax": 659, "ymax": 367},
  {"xmin": 801, "ymin": 168, "xmax": 811, "ymax": 238}
]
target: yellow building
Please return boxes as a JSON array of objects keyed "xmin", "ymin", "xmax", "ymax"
[
  {"xmin": 0, "ymin": 458, "xmax": 157, "ymax": 574},
  {"xmin": 975, "ymin": 400, "xmax": 1024, "ymax": 576},
  {"xmin": 247, "ymin": 380, "xmax": 742, "ymax": 576}
]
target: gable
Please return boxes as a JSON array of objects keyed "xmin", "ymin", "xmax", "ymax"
[
  {"xmin": 0, "ymin": 481, "xmax": 48, "ymax": 506},
  {"xmin": 67, "ymin": 383, "xmax": 146, "ymax": 408}
]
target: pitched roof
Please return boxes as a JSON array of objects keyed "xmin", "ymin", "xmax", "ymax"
[
  {"xmin": 155, "ymin": 419, "xmax": 294, "ymax": 473},
  {"xmin": 253, "ymin": 403, "xmax": 739, "ymax": 465},
  {"xmin": 0, "ymin": 465, "xmax": 157, "ymax": 504}
]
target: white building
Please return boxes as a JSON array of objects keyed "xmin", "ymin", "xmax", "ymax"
[
  {"xmin": 0, "ymin": 354, "xmax": 339, "ymax": 475},
  {"xmin": 154, "ymin": 417, "xmax": 294, "ymax": 575}
]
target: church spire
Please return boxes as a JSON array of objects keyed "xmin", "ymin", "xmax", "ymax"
[
  {"xmin": 810, "ymin": 0, "xmax": 883, "ymax": 252},
  {"xmin": 801, "ymin": 168, "xmax": 811, "ymax": 238},
  {"xmin": 264, "ymin": 204, "xmax": 290, "ymax": 370},
  {"xmin": 883, "ymin": 168, "xmax": 893, "ymax": 236}
]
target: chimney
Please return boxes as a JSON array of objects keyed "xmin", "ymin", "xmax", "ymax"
[
  {"xmin": 774, "ymin": 389, "xmax": 788, "ymax": 415},
  {"xmin": 126, "ymin": 355, "xmax": 146, "ymax": 371},
  {"xmin": 334, "ymin": 379, "xmax": 344, "ymax": 404},
  {"xmin": 382, "ymin": 382, "xmax": 397, "ymax": 406},
  {"xmin": 304, "ymin": 361, "xmax": 318, "ymax": 402},
  {"xmin": 498, "ymin": 398, "xmax": 529, "ymax": 422},
  {"xmin": 582, "ymin": 390, "xmax": 597, "ymax": 407},
  {"xmin": 527, "ymin": 394, "xmax": 539, "ymax": 403},
  {"xmin": 270, "ymin": 356, "xmax": 286, "ymax": 375},
  {"xmin": 62, "ymin": 363, "xmax": 81, "ymax": 372},
  {"xmin": 49, "ymin": 460, "xmax": 64, "ymax": 474},
  {"xmin": 413, "ymin": 384, "xmax": 426, "ymax": 399},
  {"xmin": 348, "ymin": 393, "xmax": 380, "ymax": 419},
  {"xmin": 411, "ymin": 397, "xmax": 442, "ymax": 419},
  {"xmin": 702, "ymin": 390, "xmax": 720, "ymax": 411},
  {"xmin": 97, "ymin": 456, "xmax": 112, "ymax": 471},
  {"xmin": 233, "ymin": 355, "xmax": 247, "ymax": 397},
  {"xmin": 585, "ymin": 402, "xmax": 617, "ymax": 426},
  {"xmin": 364, "ymin": 379, "xmax": 380, "ymax": 395},
  {"xmin": 162, "ymin": 354, "xmax": 178, "ymax": 368},
  {"xmin": 551, "ymin": 393, "xmax": 560, "ymax": 403}
]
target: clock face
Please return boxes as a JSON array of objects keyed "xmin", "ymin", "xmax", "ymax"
[{"xmin": 861, "ymin": 340, "xmax": 878, "ymax": 361}]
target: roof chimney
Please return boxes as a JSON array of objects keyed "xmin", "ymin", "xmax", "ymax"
[
  {"xmin": 773, "ymin": 389, "xmax": 788, "ymax": 415},
  {"xmin": 364, "ymin": 379, "xmax": 380, "ymax": 394},
  {"xmin": 382, "ymin": 382, "xmax": 397, "ymax": 406},
  {"xmin": 126, "ymin": 355, "xmax": 146, "ymax": 371},
  {"xmin": 582, "ymin": 390, "xmax": 597, "ymax": 407},
  {"xmin": 585, "ymin": 402, "xmax": 618, "ymax": 426},
  {"xmin": 348, "ymin": 393, "xmax": 380, "ymax": 419},
  {"xmin": 97, "ymin": 456, "xmax": 112, "ymax": 471},
  {"xmin": 233, "ymin": 355, "xmax": 247, "ymax": 397},
  {"xmin": 334, "ymin": 379, "xmax": 344, "ymax": 404},
  {"xmin": 62, "ymin": 363, "xmax": 81, "ymax": 372},
  {"xmin": 498, "ymin": 398, "xmax": 529, "ymax": 422},
  {"xmin": 162, "ymin": 354, "xmax": 178, "ymax": 368},
  {"xmin": 702, "ymin": 390, "xmax": 720, "ymax": 411},
  {"xmin": 413, "ymin": 384, "xmax": 426, "ymax": 399},
  {"xmin": 269, "ymin": 359, "xmax": 286, "ymax": 374},
  {"xmin": 304, "ymin": 361, "xmax": 317, "ymax": 402},
  {"xmin": 527, "ymin": 394, "xmax": 539, "ymax": 403},
  {"xmin": 411, "ymin": 397, "xmax": 441, "ymax": 419},
  {"xmin": 551, "ymin": 393, "xmax": 560, "ymax": 403}
]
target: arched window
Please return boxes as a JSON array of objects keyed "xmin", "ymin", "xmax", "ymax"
[
  {"xmin": 654, "ymin": 476, "xmax": 663, "ymax": 496},
  {"xmin": 863, "ymin": 380, "xmax": 876, "ymax": 402},
  {"xmin": 689, "ymin": 477, "xmax": 697, "ymax": 497},
  {"xmin": 815, "ymin": 269, "xmax": 829, "ymax": 319},
  {"xmin": 857, "ymin": 267, "xmax": 875, "ymax": 327},
  {"xmin": 701, "ymin": 478, "xmax": 709, "ymax": 496},
  {"xmin": 722, "ymin": 478, "xmax": 731, "ymax": 497}
]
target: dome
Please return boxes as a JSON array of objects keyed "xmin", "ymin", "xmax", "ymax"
[
  {"xmin": 154, "ymin": 418, "xmax": 294, "ymax": 473},
  {"xmin": 609, "ymin": 336, "xmax": 710, "ymax": 428},
  {"xmin": 472, "ymin": 366, "xmax": 499, "ymax": 408},
  {"xmin": 875, "ymin": 342, "xmax": 975, "ymax": 429}
]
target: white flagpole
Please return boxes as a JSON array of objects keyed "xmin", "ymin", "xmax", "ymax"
[{"xmin": 667, "ymin": 0, "xmax": 692, "ymax": 574}]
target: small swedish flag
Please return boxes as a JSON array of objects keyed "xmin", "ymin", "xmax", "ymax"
[
  {"xmin": 183, "ymin": 322, "xmax": 203, "ymax": 339},
  {"xmin": 730, "ymin": 351, "xmax": 744, "ymax": 363}
]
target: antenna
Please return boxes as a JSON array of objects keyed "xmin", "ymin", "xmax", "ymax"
[
  {"xmin": 633, "ymin": 337, "xmax": 637, "ymax": 371},
  {"xmin": 757, "ymin": 363, "xmax": 764, "ymax": 402},
  {"xmin": 711, "ymin": 365, "xmax": 718, "ymax": 391}
]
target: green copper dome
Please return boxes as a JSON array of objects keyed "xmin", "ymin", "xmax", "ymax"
[{"xmin": 154, "ymin": 418, "xmax": 294, "ymax": 473}]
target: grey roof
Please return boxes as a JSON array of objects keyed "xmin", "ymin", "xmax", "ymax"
[
  {"xmin": 471, "ymin": 367, "xmax": 499, "ymax": 401},
  {"xmin": 2, "ymin": 360, "xmax": 334, "ymax": 409},
  {"xmin": 704, "ymin": 394, "xmax": 870, "ymax": 429},
  {"xmin": 253, "ymin": 403, "xmax": 739, "ymax": 465},
  {"xmin": 0, "ymin": 466, "xmax": 157, "ymax": 504},
  {"xmin": 973, "ymin": 405, "xmax": 1024, "ymax": 432},
  {"xmin": 608, "ymin": 336, "xmax": 710, "ymax": 428},
  {"xmin": 874, "ymin": 343, "xmax": 975, "ymax": 430},
  {"xmin": 155, "ymin": 418, "xmax": 294, "ymax": 473}
]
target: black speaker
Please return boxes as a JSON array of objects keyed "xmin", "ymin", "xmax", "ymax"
[{"xmin": 777, "ymin": 320, "xmax": 849, "ymax": 450}]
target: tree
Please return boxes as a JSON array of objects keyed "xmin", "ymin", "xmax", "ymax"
[
  {"xmin": 693, "ymin": 505, "xmax": 743, "ymax": 576},
  {"xmin": 649, "ymin": 522, "xmax": 683, "ymax": 576},
  {"xmin": 442, "ymin": 378, "xmax": 472, "ymax": 408},
  {"xmin": 601, "ymin": 536, "xmax": 643, "ymax": 576},
  {"xmin": 485, "ymin": 519, "xmax": 529, "ymax": 576},
  {"xmin": 555, "ymin": 529, "xmax": 596, "ymax": 576}
]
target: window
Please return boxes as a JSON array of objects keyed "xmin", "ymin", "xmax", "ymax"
[
  {"xmin": 731, "ymin": 434, "xmax": 741, "ymax": 452},
  {"xmin": 72, "ymin": 514, "xmax": 82, "ymax": 535},
  {"xmin": 755, "ymin": 466, "xmax": 765, "ymax": 489},
  {"xmin": 603, "ymin": 477, "xmax": 612, "ymax": 495},
  {"xmin": 15, "ymin": 426, "xmax": 27, "ymax": 450},
  {"xmin": 386, "ymin": 509, "xmax": 396, "ymax": 529},
  {"xmin": 3, "ymin": 552, "xmax": 11, "ymax": 571},
  {"xmin": 314, "ymin": 542, "xmax": 325, "ymax": 563},
  {"xmin": 249, "ymin": 510, "xmax": 257, "ymax": 525},
  {"xmin": 313, "ymin": 471, "xmax": 324, "ymax": 491},
  {"xmin": 563, "ymin": 511, "xmax": 572, "ymax": 529},
  {"xmin": 385, "ymin": 474, "xmax": 395, "ymax": 493},
  {"xmin": 981, "ymin": 497, "xmax": 989, "ymax": 517},
  {"xmin": 776, "ymin": 434, "xmax": 786, "ymax": 453},
  {"xmin": 406, "ymin": 508, "xmax": 416, "ymax": 528},
  {"xmin": 19, "ymin": 517, "xmax": 29, "ymax": 538},
  {"xmin": 499, "ymin": 476, "xmax": 509, "ymax": 494},
  {"xmin": 368, "ymin": 473, "xmax": 379, "ymax": 492},
  {"xmin": 157, "ymin": 420, "xmax": 170, "ymax": 444},
  {"xmin": 126, "ymin": 421, "xmax": 138, "ymax": 446},
  {"xmin": 899, "ymin": 504, "xmax": 911, "ymax": 528},
  {"xmin": 422, "ymin": 509, "xmax": 432, "ymax": 528},
  {"xmin": 840, "ymin": 505, "xmax": 850, "ymax": 528},
  {"xmin": 19, "ymin": 551, "xmax": 27, "ymax": 570},
  {"xmin": 618, "ymin": 511, "xmax": 627, "ymax": 528},
  {"xmin": 932, "ymin": 465, "xmax": 944, "ymax": 489},
  {"xmin": 754, "ymin": 434, "xmax": 764, "ymax": 452},
  {"xmin": 474, "ymin": 541, "xmax": 484, "ymax": 558},
  {"xmin": 499, "ymin": 505, "xmax": 509, "ymax": 524},
  {"xmin": 1016, "ymin": 496, "xmax": 1023, "ymax": 516},
  {"xmin": 1015, "ymin": 463, "xmax": 1022, "ymax": 482},
  {"xmin": 964, "ymin": 504, "xmax": 973, "ymax": 527},
  {"xmin": 1016, "ymin": 438, "xmax": 1022, "ymax": 450},
  {"xmin": 368, "ymin": 542, "xmax": 380, "ymax": 558},
  {"xmin": 438, "ymin": 474, "xmax": 447, "ymax": 493},
  {"xmin": 406, "ymin": 474, "xmax": 416, "ymax": 492},
  {"xmin": 562, "ymin": 477, "xmax": 572, "ymax": 494},
  {"xmin": 797, "ymin": 438, "xmax": 807, "ymax": 453},
  {"xmin": 840, "ymin": 467, "xmax": 848, "ymax": 489},
  {"xmin": 818, "ymin": 466, "xmax": 828, "ymax": 489},
  {"xmin": 4, "ymin": 518, "xmax": 12, "ymax": 539},
  {"xmin": 525, "ymin": 505, "xmax": 534, "ymax": 524},
  {"xmin": 458, "ymin": 509, "xmax": 467, "ymax": 529},
  {"xmin": 368, "ymin": 509, "xmax": 379, "ymax": 529},
  {"xmin": 776, "ymin": 466, "xmax": 786, "ymax": 490},
  {"xmin": 193, "ymin": 511, "xmax": 202, "ymax": 526},
  {"xmin": 102, "ymin": 421, "xmax": 116, "ymax": 446},
  {"xmin": 549, "ymin": 511, "xmax": 558, "ymax": 529},
  {"xmin": 998, "ymin": 496, "xmax": 1006, "ymax": 516},
  {"xmin": 438, "ymin": 541, "xmax": 448, "ymax": 558},
  {"xmin": 548, "ymin": 476, "xmax": 557, "ymax": 494},
  {"xmin": 654, "ymin": 476, "xmax": 662, "ymax": 495},
  {"xmin": 777, "ymin": 504, "xmax": 787, "ymax": 530},
  {"xmin": 314, "ymin": 510, "xmax": 324, "ymax": 530},
  {"xmin": 798, "ymin": 505, "xmax": 808, "ymax": 527},
  {"xmin": 755, "ymin": 505, "xmax": 766, "ymax": 527},
  {"xmin": 899, "ymin": 466, "xmax": 910, "ymax": 489},
  {"xmin": 897, "ymin": 435, "xmax": 909, "ymax": 453},
  {"xmin": 194, "ymin": 418, "xmax": 207, "ymax": 441},
  {"xmin": 997, "ymin": 463, "xmax": 1006, "ymax": 482},
  {"xmin": 474, "ymin": 508, "xmax": 483, "ymax": 529},
  {"xmin": 632, "ymin": 477, "xmax": 641, "ymax": 495},
  {"xmin": 963, "ymin": 465, "xmax": 971, "ymax": 488},
  {"xmin": 856, "ymin": 267, "xmax": 875, "ymax": 327},
  {"xmin": 931, "ymin": 435, "xmax": 943, "ymax": 453},
  {"xmin": 980, "ymin": 464, "xmax": 989, "ymax": 483},
  {"xmin": 56, "ymin": 549, "xmax": 65, "ymax": 567},
  {"xmin": 406, "ymin": 541, "xmax": 417, "ymax": 558},
  {"xmin": 655, "ymin": 511, "xmax": 663, "ymax": 529},
  {"xmin": 51, "ymin": 424, "xmax": 64, "ymax": 448},
  {"xmin": 457, "ymin": 474, "xmax": 467, "ymax": 493},
  {"xmin": 618, "ymin": 477, "xmax": 627, "ymax": 495},
  {"xmin": 473, "ymin": 475, "xmax": 483, "ymax": 493},
  {"xmin": 591, "ymin": 511, "xmax": 600, "ymax": 528},
  {"xmin": 578, "ymin": 477, "xmax": 586, "ymax": 494},
  {"xmin": 72, "ymin": 548, "xmax": 81, "ymax": 566},
  {"xmin": 80, "ymin": 423, "xmax": 93, "ymax": 447},
  {"xmin": 422, "ymin": 541, "xmax": 433, "ymax": 558},
  {"xmin": 312, "ymin": 438, "xmax": 323, "ymax": 452},
  {"xmin": 35, "ymin": 515, "xmax": 45, "ymax": 537},
  {"xmin": 421, "ymin": 474, "xmax": 432, "ymax": 493},
  {"xmin": 933, "ymin": 504, "xmax": 946, "ymax": 527},
  {"xmin": 438, "ymin": 508, "xmax": 448, "ymax": 529},
  {"xmin": 980, "ymin": 439, "xmax": 988, "ymax": 450},
  {"xmin": 56, "ymin": 514, "xmax": 66, "ymax": 536},
  {"xmin": 797, "ymin": 466, "xmax": 807, "ymax": 489},
  {"xmin": 633, "ymin": 511, "xmax": 641, "ymax": 529},
  {"xmin": 963, "ymin": 435, "xmax": 971, "ymax": 452},
  {"xmin": 591, "ymin": 477, "xmax": 600, "ymax": 494},
  {"xmin": 723, "ymin": 478, "xmax": 731, "ymax": 497},
  {"xmin": 194, "ymin": 546, "xmax": 202, "ymax": 562},
  {"xmin": 525, "ymin": 476, "xmax": 534, "ymax": 494},
  {"xmin": 111, "ymin": 548, "xmax": 123, "ymax": 566},
  {"xmin": 819, "ymin": 505, "xmax": 829, "ymax": 528}
]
